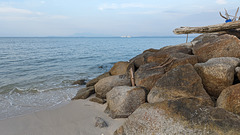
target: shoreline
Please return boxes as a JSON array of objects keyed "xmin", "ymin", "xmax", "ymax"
[{"xmin": 0, "ymin": 95, "xmax": 125, "ymax": 135}]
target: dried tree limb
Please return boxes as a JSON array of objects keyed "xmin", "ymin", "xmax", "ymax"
[
  {"xmin": 130, "ymin": 68, "xmax": 135, "ymax": 86},
  {"xmin": 173, "ymin": 21, "xmax": 240, "ymax": 34},
  {"xmin": 233, "ymin": 7, "xmax": 239, "ymax": 21},
  {"xmin": 219, "ymin": 12, "xmax": 228, "ymax": 20}
]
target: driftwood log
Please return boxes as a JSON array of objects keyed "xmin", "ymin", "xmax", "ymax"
[{"xmin": 173, "ymin": 21, "xmax": 240, "ymax": 34}]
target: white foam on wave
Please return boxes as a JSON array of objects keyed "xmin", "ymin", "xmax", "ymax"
[{"xmin": 0, "ymin": 85, "xmax": 82, "ymax": 120}]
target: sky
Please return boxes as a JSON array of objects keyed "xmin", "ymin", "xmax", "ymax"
[{"xmin": 0, "ymin": 0, "xmax": 240, "ymax": 37}]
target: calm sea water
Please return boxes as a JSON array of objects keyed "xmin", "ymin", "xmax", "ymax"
[{"xmin": 0, "ymin": 37, "xmax": 194, "ymax": 120}]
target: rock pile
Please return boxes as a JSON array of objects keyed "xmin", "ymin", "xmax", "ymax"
[{"xmin": 73, "ymin": 33, "xmax": 240, "ymax": 135}]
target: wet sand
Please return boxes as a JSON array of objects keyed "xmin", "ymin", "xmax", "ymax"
[{"xmin": 0, "ymin": 97, "xmax": 125, "ymax": 135}]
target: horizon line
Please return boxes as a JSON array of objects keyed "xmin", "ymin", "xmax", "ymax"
[{"xmin": 0, "ymin": 35, "xmax": 197, "ymax": 38}]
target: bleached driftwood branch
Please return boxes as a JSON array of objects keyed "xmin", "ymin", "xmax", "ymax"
[{"xmin": 173, "ymin": 21, "xmax": 240, "ymax": 34}]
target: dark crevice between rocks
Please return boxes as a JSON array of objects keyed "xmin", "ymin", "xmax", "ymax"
[
  {"xmin": 210, "ymin": 96, "xmax": 217, "ymax": 107},
  {"xmin": 203, "ymin": 87, "xmax": 217, "ymax": 107},
  {"xmin": 188, "ymin": 48, "xmax": 194, "ymax": 55},
  {"xmin": 233, "ymin": 74, "xmax": 240, "ymax": 85},
  {"xmin": 225, "ymin": 29, "xmax": 240, "ymax": 39}
]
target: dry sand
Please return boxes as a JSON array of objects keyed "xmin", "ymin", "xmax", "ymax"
[{"xmin": 0, "ymin": 97, "xmax": 125, "ymax": 135}]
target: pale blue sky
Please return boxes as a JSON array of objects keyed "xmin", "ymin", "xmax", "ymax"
[{"xmin": 0, "ymin": 0, "xmax": 240, "ymax": 37}]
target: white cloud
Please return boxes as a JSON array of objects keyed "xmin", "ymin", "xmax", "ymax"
[
  {"xmin": 216, "ymin": 0, "xmax": 227, "ymax": 5},
  {"xmin": 0, "ymin": 7, "xmax": 33, "ymax": 14},
  {"xmin": 99, "ymin": 3, "xmax": 118, "ymax": 10},
  {"xmin": 0, "ymin": 6, "xmax": 68, "ymax": 21}
]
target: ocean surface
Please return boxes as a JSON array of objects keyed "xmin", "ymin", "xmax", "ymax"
[{"xmin": 0, "ymin": 37, "xmax": 194, "ymax": 120}]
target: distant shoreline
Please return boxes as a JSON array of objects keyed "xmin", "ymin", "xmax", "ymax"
[{"xmin": 0, "ymin": 35, "xmax": 198, "ymax": 38}]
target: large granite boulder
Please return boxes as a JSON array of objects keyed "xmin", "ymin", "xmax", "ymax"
[
  {"xmin": 105, "ymin": 86, "xmax": 147, "ymax": 119},
  {"xmin": 95, "ymin": 75, "xmax": 131, "ymax": 99},
  {"xmin": 135, "ymin": 63, "xmax": 165, "ymax": 91},
  {"xmin": 155, "ymin": 42, "xmax": 193, "ymax": 55},
  {"xmin": 71, "ymin": 86, "xmax": 95, "ymax": 100},
  {"xmin": 86, "ymin": 72, "xmax": 111, "ymax": 87},
  {"xmin": 192, "ymin": 34, "xmax": 240, "ymax": 62},
  {"xmin": 129, "ymin": 43, "xmax": 193, "ymax": 69},
  {"xmin": 129, "ymin": 51, "xmax": 154, "ymax": 68},
  {"xmin": 163, "ymin": 53, "xmax": 198, "ymax": 72},
  {"xmin": 217, "ymin": 84, "xmax": 240, "ymax": 115},
  {"xmin": 192, "ymin": 33, "xmax": 220, "ymax": 44},
  {"xmin": 114, "ymin": 98, "xmax": 240, "ymax": 135},
  {"xmin": 148, "ymin": 64, "xmax": 213, "ymax": 106},
  {"xmin": 142, "ymin": 48, "xmax": 160, "ymax": 53},
  {"xmin": 146, "ymin": 43, "xmax": 194, "ymax": 65},
  {"xmin": 194, "ymin": 57, "xmax": 240, "ymax": 98},
  {"xmin": 89, "ymin": 97, "xmax": 106, "ymax": 104},
  {"xmin": 109, "ymin": 61, "xmax": 130, "ymax": 75}
]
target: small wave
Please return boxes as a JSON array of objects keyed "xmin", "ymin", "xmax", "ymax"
[
  {"xmin": 5, "ymin": 85, "xmax": 80, "ymax": 95},
  {"xmin": 9, "ymin": 87, "xmax": 42, "ymax": 95}
]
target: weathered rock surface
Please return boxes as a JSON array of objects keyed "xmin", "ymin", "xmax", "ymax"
[
  {"xmin": 105, "ymin": 86, "xmax": 147, "ymax": 119},
  {"xmin": 129, "ymin": 43, "xmax": 193, "ymax": 69},
  {"xmin": 217, "ymin": 84, "xmax": 240, "ymax": 115},
  {"xmin": 163, "ymin": 53, "xmax": 198, "ymax": 72},
  {"xmin": 109, "ymin": 61, "xmax": 130, "ymax": 75},
  {"xmin": 192, "ymin": 34, "xmax": 240, "ymax": 62},
  {"xmin": 194, "ymin": 57, "xmax": 240, "ymax": 98},
  {"xmin": 89, "ymin": 97, "xmax": 106, "ymax": 104},
  {"xmin": 71, "ymin": 86, "xmax": 95, "ymax": 100},
  {"xmin": 146, "ymin": 44, "xmax": 194, "ymax": 65},
  {"xmin": 146, "ymin": 51, "xmax": 198, "ymax": 73},
  {"xmin": 95, "ymin": 117, "xmax": 108, "ymax": 128},
  {"xmin": 192, "ymin": 33, "xmax": 220, "ymax": 44},
  {"xmin": 114, "ymin": 98, "xmax": 240, "ymax": 135},
  {"xmin": 72, "ymin": 79, "xmax": 86, "ymax": 85},
  {"xmin": 142, "ymin": 48, "xmax": 160, "ymax": 53},
  {"xmin": 95, "ymin": 75, "xmax": 131, "ymax": 99},
  {"xmin": 129, "ymin": 51, "xmax": 154, "ymax": 68},
  {"xmin": 135, "ymin": 63, "xmax": 165, "ymax": 90},
  {"xmin": 86, "ymin": 72, "xmax": 111, "ymax": 87},
  {"xmin": 148, "ymin": 64, "xmax": 213, "ymax": 106},
  {"xmin": 155, "ymin": 43, "xmax": 193, "ymax": 55}
]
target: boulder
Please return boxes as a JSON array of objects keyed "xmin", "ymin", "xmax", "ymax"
[
  {"xmin": 156, "ymin": 42, "xmax": 193, "ymax": 55},
  {"xmin": 114, "ymin": 98, "xmax": 240, "ymax": 135},
  {"xmin": 194, "ymin": 57, "xmax": 240, "ymax": 98},
  {"xmin": 95, "ymin": 117, "xmax": 108, "ymax": 128},
  {"xmin": 89, "ymin": 97, "xmax": 106, "ymax": 104},
  {"xmin": 129, "ymin": 43, "xmax": 193, "ymax": 69},
  {"xmin": 163, "ymin": 53, "xmax": 198, "ymax": 72},
  {"xmin": 147, "ymin": 64, "xmax": 213, "ymax": 106},
  {"xmin": 129, "ymin": 51, "xmax": 154, "ymax": 68},
  {"xmin": 192, "ymin": 34, "xmax": 240, "ymax": 62},
  {"xmin": 146, "ymin": 42, "xmax": 193, "ymax": 64},
  {"xmin": 71, "ymin": 86, "xmax": 95, "ymax": 100},
  {"xmin": 217, "ymin": 84, "xmax": 240, "ymax": 115},
  {"xmin": 142, "ymin": 48, "xmax": 160, "ymax": 53},
  {"xmin": 86, "ymin": 72, "xmax": 111, "ymax": 87},
  {"xmin": 146, "ymin": 52, "xmax": 198, "ymax": 73},
  {"xmin": 105, "ymin": 86, "xmax": 147, "ymax": 119},
  {"xmin": 109, "ymin": 61, "xmax": 130, "ymax": 75},
  {"xmin": 135, "ymin": 63, "xmax": 165, "ymax": 90},
  {"xmin": 95, "ymin": 75, "xmax": 131, "ymax": 99},
  {"xmin": 192, "ymin": 33, "xmax": 220, "ymax": 43},
  {"xmin": 72, "ymin": 79, "xmax": 86, "ymax": 85}
]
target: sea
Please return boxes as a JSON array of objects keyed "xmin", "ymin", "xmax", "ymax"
[{"xmin": 0, "ymin": 37, "xmax": 194, "ymax": 120}]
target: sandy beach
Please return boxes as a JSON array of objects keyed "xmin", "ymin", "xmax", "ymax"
[{"xmin": 0, "ymin": 96, "xmax": 125, "ymax": 135}]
